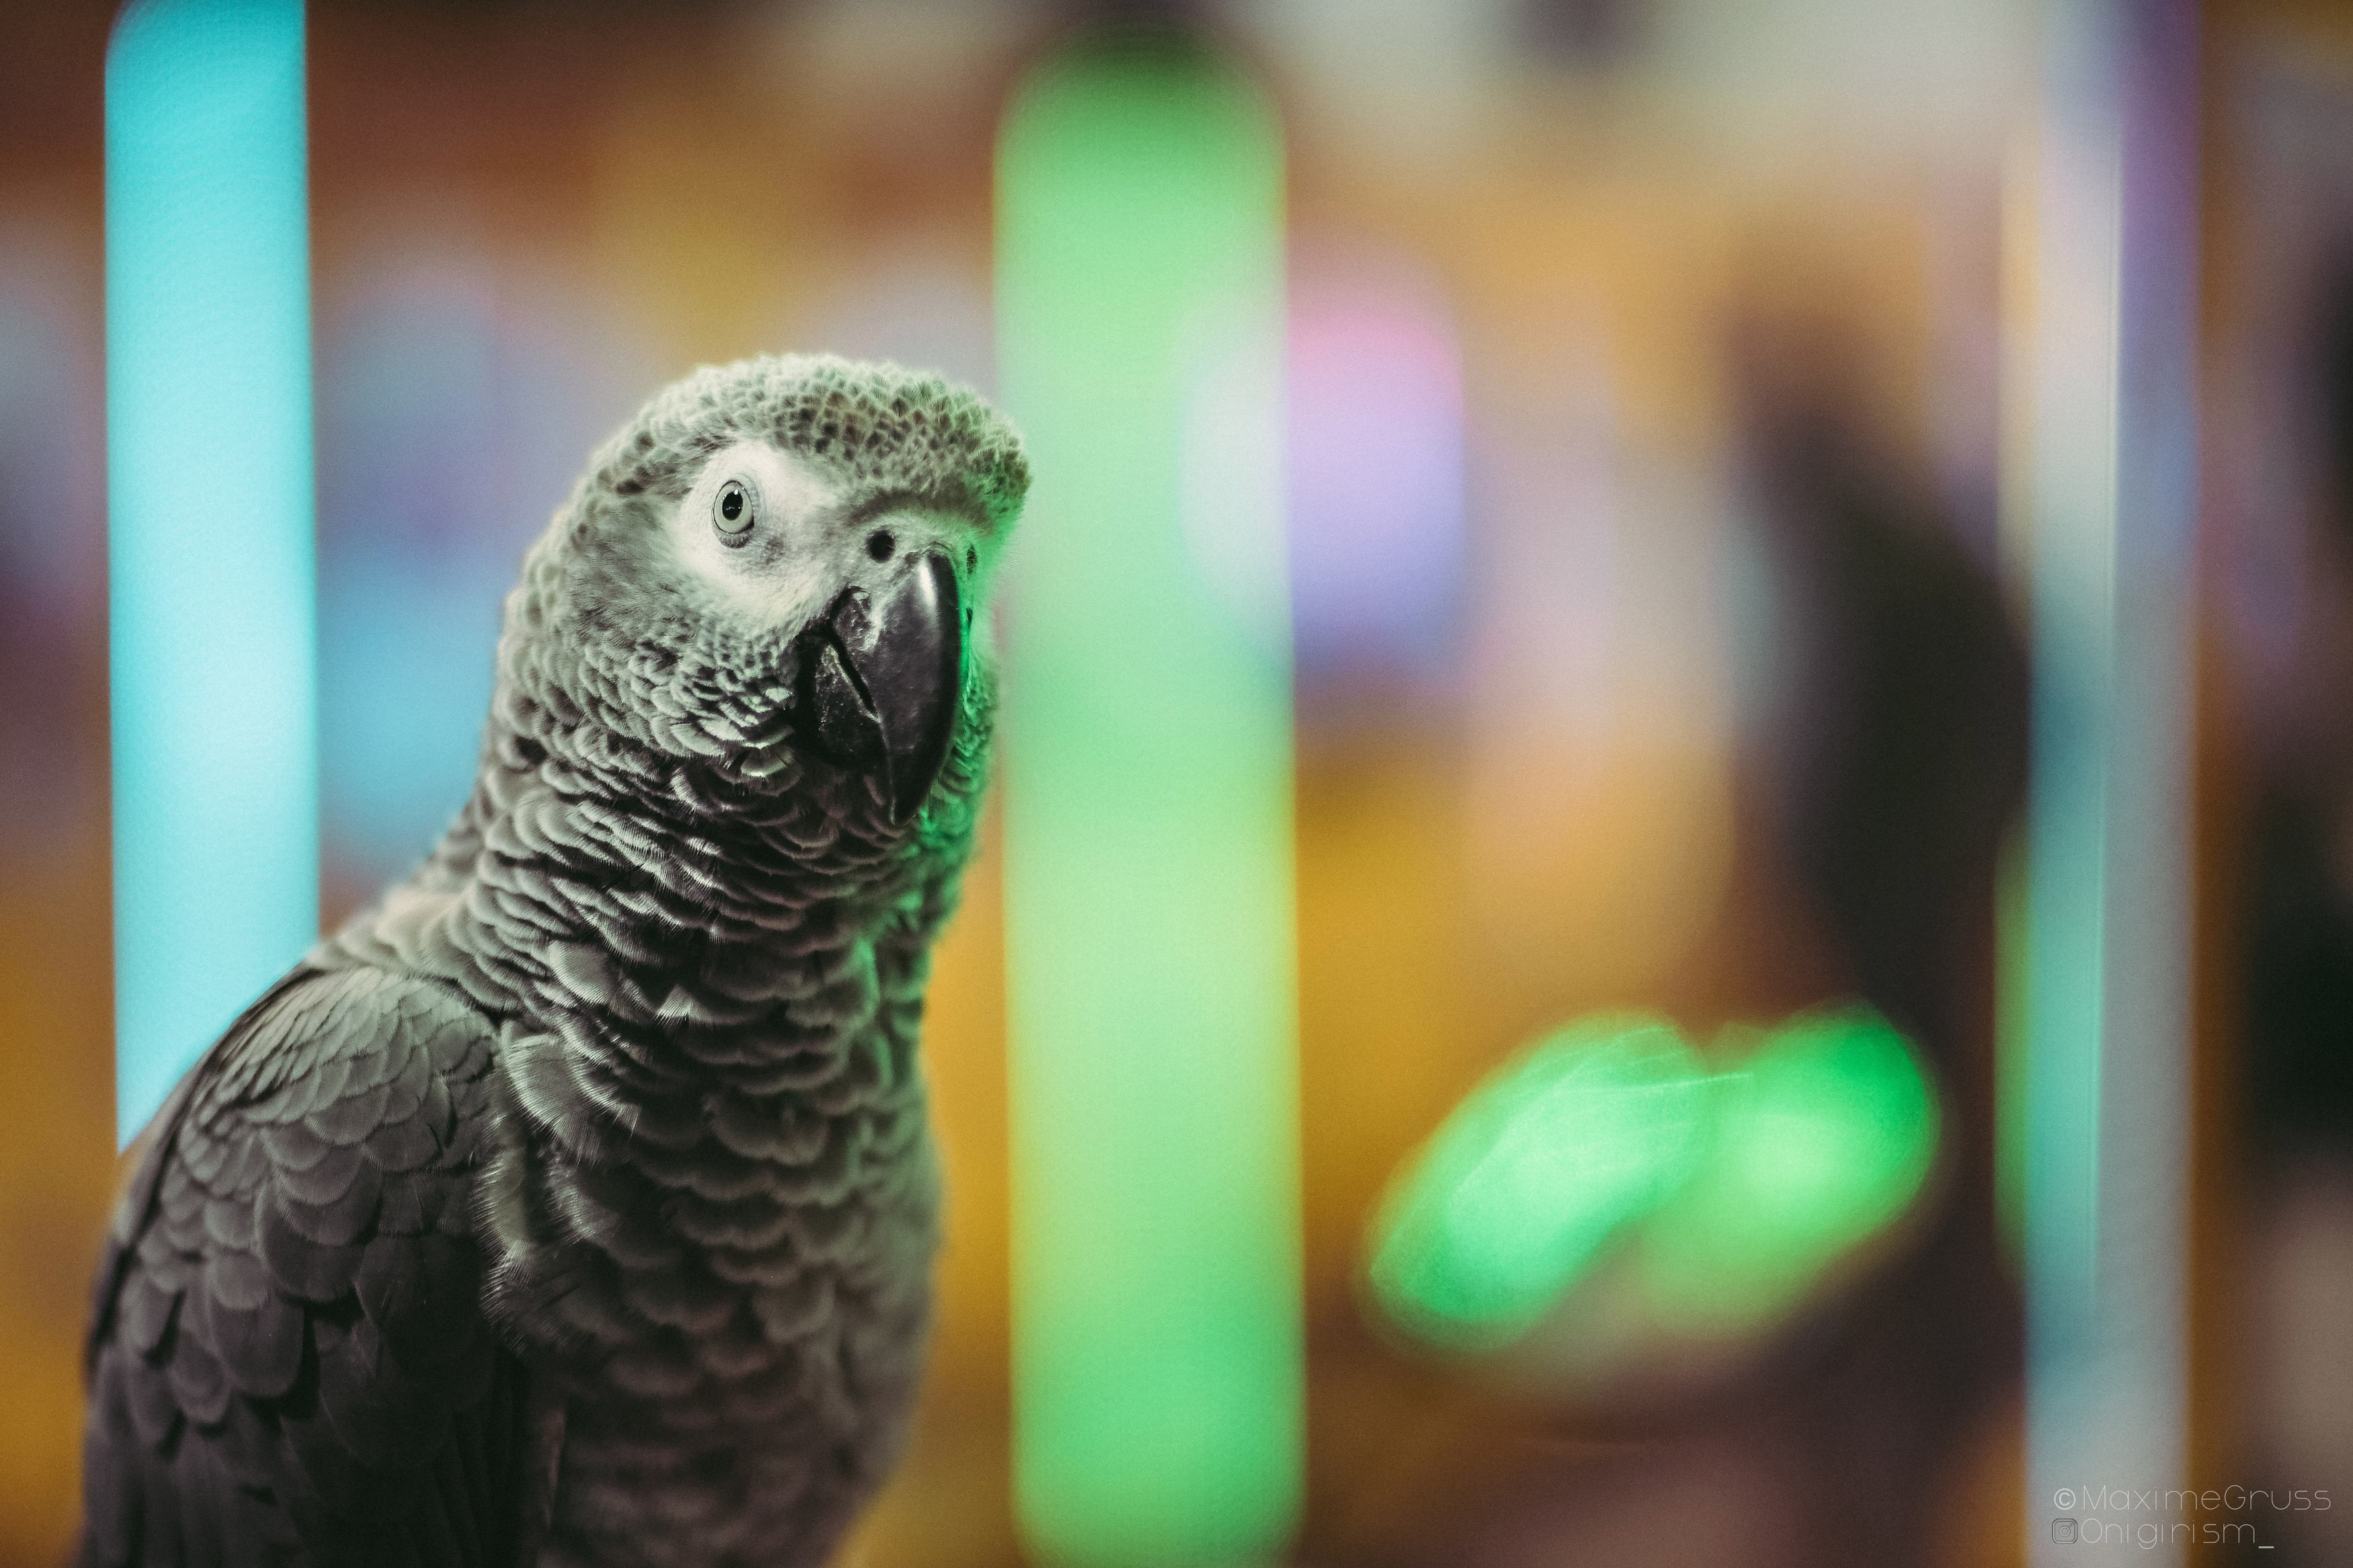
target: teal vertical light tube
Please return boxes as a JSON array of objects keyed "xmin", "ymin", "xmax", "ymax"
[
  {"xmin": 996, "ymin": 36, "xmax": 1303, "ymax": 1567},
  {"xmin": 2023, "ymin": 0, "xmax": 2121, "ymax": 1403},
  {"xmin": 106, "ymin": 0, "xmax": 318, "ymax": 1145},
  {"xmin": 2018, "ymin": 1, "xmax": 2196, "ymax": 1561}
]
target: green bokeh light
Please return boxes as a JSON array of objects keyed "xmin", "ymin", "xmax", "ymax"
[
  {"xmin": 1366, "ymin": 1008, "xmax": 1939, "ymax": 1352},
  {"xmin": 1368, "ymin": 1016, "xmax": 1709, "ymax": 1350},
  {"xmin": 996, "ymin": 35, "xmax": 1302, "ymax": 1568},
  {"xmin": 1641, "ymin": 1008, "xmax": 1940, "ymax": 1331}
]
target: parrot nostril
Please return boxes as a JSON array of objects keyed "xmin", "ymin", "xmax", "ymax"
[{"xmin": 866, "ymin": 530, "xmax": 896, "ymax": 563}]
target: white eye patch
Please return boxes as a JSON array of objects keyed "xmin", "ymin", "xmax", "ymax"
[{"xmin": 668, "ymin": 440, "xmax": 844, "ymax": 627}]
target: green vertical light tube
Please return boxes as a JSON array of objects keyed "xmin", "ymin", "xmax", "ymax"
[{"xmin": 996, "ymin": 37, "xmax": 1302, "ymax": 1568}]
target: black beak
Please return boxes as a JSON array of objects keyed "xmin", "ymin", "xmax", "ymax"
[{"xmin": 796, "ymin": 550, "xmax": 965, "ymax": 823}]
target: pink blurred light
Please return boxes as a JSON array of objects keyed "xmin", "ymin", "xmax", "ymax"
[{"xmin": 1286, "ymin": 255, "xmax": 1466, "ymax": 685}]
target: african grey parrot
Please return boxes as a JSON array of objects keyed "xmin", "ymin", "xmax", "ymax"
[{"xmin": 77, "ymin": 355, "xmax": 1028, "ymax": 1568}]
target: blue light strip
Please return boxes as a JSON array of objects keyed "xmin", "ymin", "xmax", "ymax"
[{"xmin": 106, "ymin": 0, "xmax": 318, "ymax": 1145}]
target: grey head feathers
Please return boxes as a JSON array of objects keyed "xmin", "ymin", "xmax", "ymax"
[{"xmin": 495, "ymin": 354, "xmax": 1025, "ymax": 811}]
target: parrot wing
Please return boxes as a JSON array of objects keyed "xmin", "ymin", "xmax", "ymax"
[{"xmin": 79, "ymin": 964, "xmax": 526, "ymax": 1568}]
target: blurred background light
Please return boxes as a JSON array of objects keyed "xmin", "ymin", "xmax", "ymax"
[
  {"xmin": 0, "ymin": 228, "xmax": 103, "ymax": 856},
  {"xmin": 1366, "ymin": 1014, "xmax": 1708, "ymax": 1350},
  {"xmin": 996, "ymin": 34, "xmax": 1304, "ymax": 1567},
  {"xmin": 317, "ymin": 251, "xmax": 503, "ymax": 882},
  {"xmin": 1285, "ymin": 247, "xmax": 1466, "ymax": 696},
  {"xmin": 2013, "ymin": 0, "xmax": 2198, "ymax": 1557},
  {"xmin": 1640, "ymin": 1008, "xmax": 1939, "ymax": 1332},
  {"xmin": 1366, "ymin": 1007, "xmax": 1936, "ymax": 1354},
  {"xmin": 105, "ymin": 0, "xmax": 316, "ymax": 1145},
  {"xmin": 315, "ymin": 243, "xmax": 649, "ymax": 886}
]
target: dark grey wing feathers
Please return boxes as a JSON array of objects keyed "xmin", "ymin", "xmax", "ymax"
[
  {"xmin": 79, "ymin": 964, "xmax": 522, "ymax": 1568},
  {"xmin": 85, "ymin": 971, "xmax": 313, "ymax": 1380}
]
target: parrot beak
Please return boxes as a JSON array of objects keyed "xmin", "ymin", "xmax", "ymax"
[{"xmin": 796, "ymin": 550, "xmax": 965, "ymax": 823}]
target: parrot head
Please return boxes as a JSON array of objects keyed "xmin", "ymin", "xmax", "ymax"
[{"xmin": 508, "ymin": 354, "xmax": 1028, "ymax": 828}]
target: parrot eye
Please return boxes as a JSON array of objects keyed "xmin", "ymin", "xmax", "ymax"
[{"xmin": 713, "ymin": 479, "xmax": 756, "ymax": 546}]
